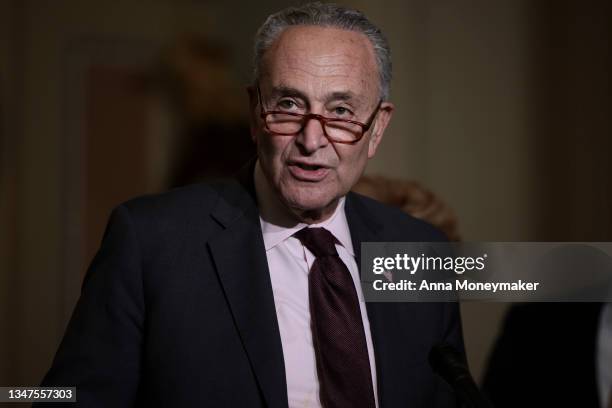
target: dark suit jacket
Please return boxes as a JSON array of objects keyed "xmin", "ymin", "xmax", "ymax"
[{"xmin": 39, "ymin": 169, "xmax": 465, "ymax": 407}]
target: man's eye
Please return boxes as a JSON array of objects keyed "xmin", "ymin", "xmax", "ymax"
[
  {"xmin": 278, "ymin": 100, "xmax": 298, "ymax": 110},
  {"xmin": 333, "ymin": 106, "xmax": 353, "ymax": 117}
]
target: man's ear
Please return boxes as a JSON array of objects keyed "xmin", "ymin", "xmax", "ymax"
[
  {"xmin": 246, "ymin": 85, "xmax": 259, "ymax": 143},
  {"xmin": 367, "ymin": 102, "xmax": 394, "ymax": 158}
]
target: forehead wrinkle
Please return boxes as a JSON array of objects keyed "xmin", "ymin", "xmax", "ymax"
[
  {"xmin": 276, "ymin": 57, "xmax": 370, "ymax": 101},
  {"xmin": 282, "ymin": 51, "xmax": 361, "ymax": 76},
  {"xmin": 325, "ymin": 91, "xmax": 363, "ymax": 105}
]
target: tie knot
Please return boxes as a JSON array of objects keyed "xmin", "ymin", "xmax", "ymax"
[{"xmin": 294, "ymin": 227, "xmax": 339, "ymax": 258}]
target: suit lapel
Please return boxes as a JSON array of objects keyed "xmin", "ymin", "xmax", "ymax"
[
  {"xmin": 346, "ymin": 193, "xmax": 418, "ymax": 408},
  {"xmin": 205, "ymin": 178, "xmax": 420, "ymax": 408},
  {"xmin": 207, "ymin": 169, "xmax": 288, "ymax": 408}
]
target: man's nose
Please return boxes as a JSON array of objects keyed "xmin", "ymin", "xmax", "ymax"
[{"xmin": 295, "ymin": 116, "xmax": 329, "ymax": 153}]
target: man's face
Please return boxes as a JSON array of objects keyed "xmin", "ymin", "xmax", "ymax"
[{"xmin": 249, "ymin": 25, "xmax": 394, "ymax": 222}]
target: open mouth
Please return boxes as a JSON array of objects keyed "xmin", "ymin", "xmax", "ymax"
[
  {"xmin": 295, "ymin": 163, "xmax": 324, "ymax": 171},
  {"xmin": 288, "ymin": 162, "xmax": 329, "ymax": 181}
]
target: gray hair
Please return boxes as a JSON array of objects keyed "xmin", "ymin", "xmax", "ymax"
[{"xmin": 253, "ymin": 2, "xmax": 392, "ymax": 101}]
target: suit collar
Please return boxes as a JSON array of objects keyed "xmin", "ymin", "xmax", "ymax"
[
  {"xmin": 208, "ymin": 158, "xmax": 258, "ymax": 228},
  {"xmin": 345, "ymin": 191, "xmax": 384, "ymax": 266},
  {"xmin": 207, "ymin": 158, "xmax": 289, "ymax": 408}
]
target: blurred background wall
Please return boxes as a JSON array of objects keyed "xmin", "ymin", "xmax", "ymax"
[{"xmin": 1, "ymin": 0, "xmax": 610, "ymax": 391}]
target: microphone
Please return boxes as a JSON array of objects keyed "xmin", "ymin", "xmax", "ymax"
[{"xmin": 429, "ymin": 343, "xmax": 493, "ymax": 408}]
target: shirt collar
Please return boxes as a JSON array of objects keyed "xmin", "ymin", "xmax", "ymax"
[{"xmin": 254, "ymin": 160, "xmax": 355, "ymax": 256}]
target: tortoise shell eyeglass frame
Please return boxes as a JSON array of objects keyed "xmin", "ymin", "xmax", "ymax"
[{"xmin": 256, "ymin": 85, "xmax": 382, "ymax": 145}]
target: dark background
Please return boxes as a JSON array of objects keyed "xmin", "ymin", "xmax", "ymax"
[{"xmin": 1, "ymin": 0, "xmax": 611, "ymax": 392}]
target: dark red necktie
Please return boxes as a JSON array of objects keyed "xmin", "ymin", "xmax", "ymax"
[{"xmin": 294, "ymin": 227, "xmax": 376, "ymax": 408}]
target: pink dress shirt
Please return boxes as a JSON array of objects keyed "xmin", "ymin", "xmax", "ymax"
[{"xmin": 254, "ymin": 161, "xmax": 379, "ymax": 408}]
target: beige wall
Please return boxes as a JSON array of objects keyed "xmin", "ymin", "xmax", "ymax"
[
  {"xmin": 356, "ymin": 0, "xmax": 535, "ymax": 381},
  {"xmin": 425, "ymin": 0, "xmax": 531, "ymax": 381}
]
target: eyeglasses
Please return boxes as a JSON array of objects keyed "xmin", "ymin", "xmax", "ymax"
[{"xmin": 257, "ymin": 86, "xmax": 382, "ymax": 144}]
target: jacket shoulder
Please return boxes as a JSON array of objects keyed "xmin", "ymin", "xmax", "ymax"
[
  {"xmin": 120, "ymin": 182, "xmax": 221, "ymax": 220},
  {"xmin": 106, "ymin": 182, "xmax": 230, "ymax": 248},
  {"xmin": 348, "ymin": 191, "xmax": 448, "ymax": 242}
]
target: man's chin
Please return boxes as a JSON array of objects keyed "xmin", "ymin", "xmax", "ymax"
[{"xmin": 283, "ymin": 194, "xmax": 340, "ymax": 224}]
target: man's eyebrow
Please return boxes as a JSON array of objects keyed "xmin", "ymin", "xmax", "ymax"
[
  {"xmin": 269, "ymin": 86, "xmax": 308, "ymax": 100},
  {"xmin": 325, "ymin": 91, "xmax": 360, "ymax": 103},
  {"xmin": 269, "ymin": 87, "xmax": 363, "ymax": 104}
]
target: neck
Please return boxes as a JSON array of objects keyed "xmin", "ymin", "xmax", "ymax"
[{"xmin": 291, "ymin": 202, "xmax": 338, "ymax": 225}]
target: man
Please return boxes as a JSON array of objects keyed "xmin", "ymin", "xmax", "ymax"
[{"xmin": 39, "ymin": 3, "xmax": 464, "ymax": 407}]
